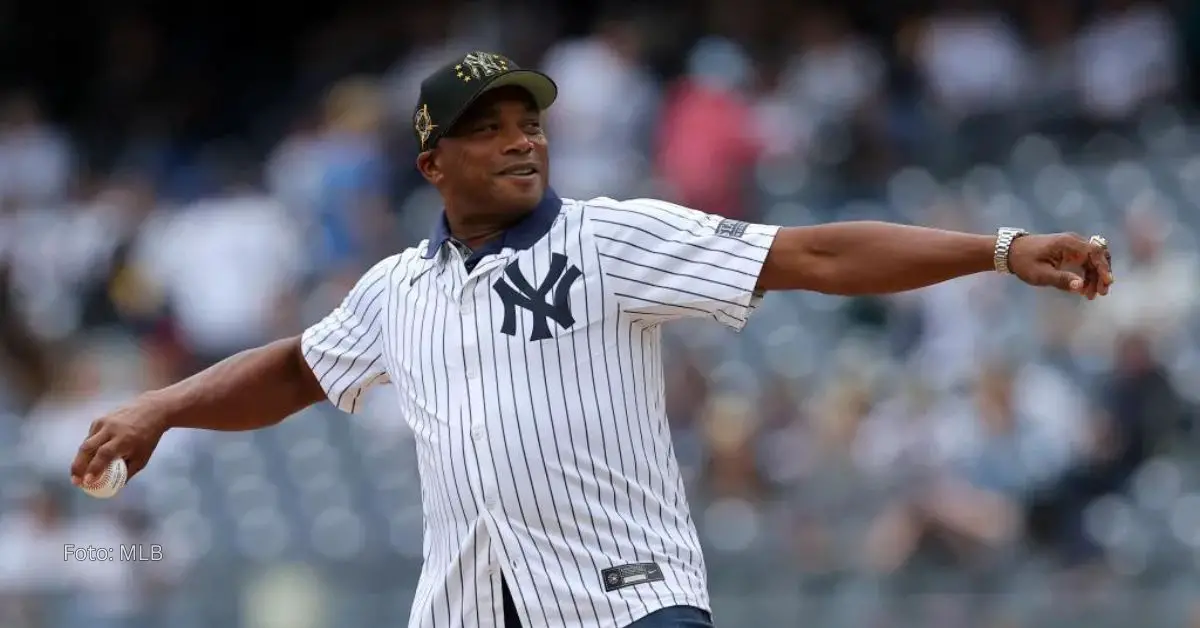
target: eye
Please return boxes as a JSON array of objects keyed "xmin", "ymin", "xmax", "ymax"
[
  {"xmin": 472, "ymin": 122, "xmax": 500, "ymax": 134},
  {"xmin": 524, "ymin": 120, "xmax": 543, "ymax": 134}
]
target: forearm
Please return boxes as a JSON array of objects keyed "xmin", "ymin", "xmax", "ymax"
[
  {"xmin": 758, "ymin": 221, "xmax": 995, "ymax": 295},
  {"xmin": 145, "ymin": 336, "xmax": 325, "ymax": 431}
]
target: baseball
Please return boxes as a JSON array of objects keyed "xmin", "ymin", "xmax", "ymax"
[{"xmin": 80, "ymin": 458, "xmax": 128, "ymax": 499}]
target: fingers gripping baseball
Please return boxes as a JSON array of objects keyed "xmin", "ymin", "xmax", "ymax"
[{"xmin": 71, "ymin": 404, "xmax": 166, "ymax": 487}]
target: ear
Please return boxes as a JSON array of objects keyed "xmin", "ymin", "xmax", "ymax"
[{"xmin": 415, "ymin": 150, "xmax": 442, "ymax": 185}]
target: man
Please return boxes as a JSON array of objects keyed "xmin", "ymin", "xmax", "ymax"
[{"xmin": 70, "ymin": 51, "xmax": 1113, "ymax": 628}]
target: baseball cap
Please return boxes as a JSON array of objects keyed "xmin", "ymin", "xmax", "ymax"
[{"xmin": 412, "ymin": 51, "xmax": 558, "ymax": 151}]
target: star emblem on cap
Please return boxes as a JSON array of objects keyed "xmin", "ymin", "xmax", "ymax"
[
  {"xmin": 457, "ymin": 52, "xmax": 509, "ymax": 83},
  {"xmin": 413, "ymin": 104, "xmax": 436, "ymax": 149}
]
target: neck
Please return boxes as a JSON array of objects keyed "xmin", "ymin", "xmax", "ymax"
[{"xmin": 444, "ymin": 206, "xmax": 529, "ymax": 250}]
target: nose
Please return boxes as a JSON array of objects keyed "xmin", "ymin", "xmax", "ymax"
[{"xmin": 500, "ymin": 125, "xmax": 534, "ymax": 154}]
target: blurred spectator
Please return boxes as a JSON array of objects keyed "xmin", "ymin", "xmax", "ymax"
[
  {"xmin": 131, "ymin": 177, "xmax": 304, "ymax": 368},
  {"xmin": 911, "ymin": 1, "xmax": 1030, "ymax": 165},
  {"xmin": 912, "ymin": 2, "xmax": 1028, "ymax": 120},
  {"xmin": 265, "ymin": 111, "xmax": 326, "ymax": 235},
  {"xmin": 541, "ymin": 14, "xmax": 659, "ymax": 199},
  {"xmin": 382, "ymin": 4, "xmax": 504, "ymax": 125},
  {"xmin": 305, "ymin": 78, "xmax": 394, "ymax": 286},
  {"xmin": 0, "ymin": 92, "xmax": 73, "ymax": 210},
  {"xmin": 781, "ymin": 8, "xmax": 884, "ymax": 132},
  {"xmin": 1075, "ymin": 0, "xmax": 1178, "ymax": 124},
  {"xmin": 654, "ymin": 37, "xmax": 762, "ymax": 218},
  {"xmin": 1073, "ymin": 200, "xmax": 1200, "ymax": 360},
  {"xmin": 0, "ymin": 2, "xmax": 1199, "ymax": 625},
  {"xmin": 1027, "ymin": 331, "xmax": 1191, "ymax": 567},
  {"xmin": 17, "ymin": 339, "xmax": 141, "ymax": 477},
  {"xmin": 1023, "ymin": 0, "xmax": 1082, "ymax": 127},
  {"xmin": 75, "ymin": 173, "xmax": 171, "ymax": 334},
  {"xmin": 901, "ymin": 203, "xmax": 1017, "ymax": 391},
  {"xmin": 777, "ymin": 6, "xmax": 887, "ymax": 172},
  {"xmin": 0, "ymin": 480, "xmax": 77, "ymax": 628},
  {"xmin": 0, "ymin": 480, "xmax": 186, "ymax": 628},
  {"xmin": 0, "ymin": 259, "xmax": 52, "ymax": 414},
  {"xmin": 864, "ymin": 359, "xmax": 1085, "ymax": 573},
  {"xmin": 700, "ymin": 395, "xmax": 764, "ymax": 500}
]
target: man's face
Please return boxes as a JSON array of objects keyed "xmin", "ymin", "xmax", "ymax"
[{"xmin": 421, "ymin": 87, "xmax": 549, "ymax": 214}]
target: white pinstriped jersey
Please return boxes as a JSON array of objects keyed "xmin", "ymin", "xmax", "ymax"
[{"xmin": 301, "ymin": 191, "xmax": 779, "ymax": 628}]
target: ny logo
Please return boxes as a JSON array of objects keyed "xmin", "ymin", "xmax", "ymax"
[
  {"xmin": 493, "ymin": 253, "xmax": 582, "ymax": 341},
  {"xmin": 457, "ymin": 52, "xmax": 509, "ymax": 82}
]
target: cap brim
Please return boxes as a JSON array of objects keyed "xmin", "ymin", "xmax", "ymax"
[
  {"xmin": 474, "ymin": 69, "xmax": 558, "ymax": 112},
  {"xmin": 432, "ymin": 70, "xmax": 557, "ymax": 146}
]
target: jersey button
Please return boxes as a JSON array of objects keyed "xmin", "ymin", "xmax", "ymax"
[{"xmin": 472, "ymin": 426, "xmax": 485, "ymax": 440}]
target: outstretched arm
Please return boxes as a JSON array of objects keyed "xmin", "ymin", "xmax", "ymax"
[
  {"xmin": 71, "ymin": 256, "xmax": 399, "ymax": 485},
  {"xmin": 756, "ymin": 222, "xmax": 1113, "ymax": 298},
  {"xmin": 70, "ymin": 337, "xmax": 325, "ymax": 485},
  {"xmin": 146, "ymin": 337, "xmax": 325, "ymax": 431}
]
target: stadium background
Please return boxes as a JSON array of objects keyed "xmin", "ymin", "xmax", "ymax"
[{"xmin": 2, "ymin": 0, "xmax": 1200, "ymax": 626}]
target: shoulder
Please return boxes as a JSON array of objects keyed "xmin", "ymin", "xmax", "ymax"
[
  {"xmin": 358, "ymin": 248, "xmax": 426, "ymax": 287},
  {"xmin": 370, "ymin": 248, "xmax": 420, "ymax": 273},
  {"xmin": 569, "ymin": 196, "xmax": 714, "ymax": 229}
]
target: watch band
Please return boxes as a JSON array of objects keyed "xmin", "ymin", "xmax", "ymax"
[{"xmin": 994, "ymin": 228, "xmax": 1029, "ymax": 274}]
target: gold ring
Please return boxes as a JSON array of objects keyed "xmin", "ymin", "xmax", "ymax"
[{"xmin": 1089, "ymin": 235, "xmax": 1108, "ymax": 249}]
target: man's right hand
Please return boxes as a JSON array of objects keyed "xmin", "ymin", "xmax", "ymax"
[{"xmin": 71, "ymin": 397, "xmax": 168, "ymax": 487}]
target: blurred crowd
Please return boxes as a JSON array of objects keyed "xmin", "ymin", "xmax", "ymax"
[{"xmin": 1, "ymin": 0, "xmax": 1200, "ymax": 626}]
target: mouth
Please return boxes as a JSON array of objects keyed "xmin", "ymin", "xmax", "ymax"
[{"xmin": 497, "ymin": 163, "xmax": 540, "ymax": 179}]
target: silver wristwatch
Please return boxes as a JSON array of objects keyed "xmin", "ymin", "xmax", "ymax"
[{"xmin": 993, "ymin": 227, "xmax": 1029, "ymax": 274}]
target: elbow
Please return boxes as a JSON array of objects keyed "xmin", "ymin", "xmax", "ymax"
[
  {"xmin": 287, "ymin": 336, "xmax": 327, "ymax": 408},
  {"xmin": 761, "ymin": 250, "xmax": 869, "ymax": 296},
  {"xmin": 802, "ymin": 257, "xmax": 876, "ymax": 296}
]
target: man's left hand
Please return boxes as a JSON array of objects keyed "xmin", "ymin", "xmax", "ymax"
[{"xmin": 1008, "ymin": 233, "xmax": 1113, "ymax": 299}]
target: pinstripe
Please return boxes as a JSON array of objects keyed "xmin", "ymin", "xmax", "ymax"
[
  {"xmin": 298, "ymin": 196, "xmax": 775, "ymax": 628},
  {"xmin": 613, "ymin": 313, "xmax": 668, "ymax": 611},
  {"xmin": 633, "ymin": 326, "xmax": 677, "ymax": 574},
  {"xmin": 539, "ymin": 222, "xmax": 609, "ymax": 626},
  {"xmin": 419, "ymin": 267, "xmax": 454, "ymax": 628},
  {"xmin": 407, "ymin": 267, "xmax": 440, "ymax": 627},
  {"xmin": 629, "ymin": 320, "xmax": 681, "ymax": 606},
  {"xmin": 519, "ymin": 250, "xmax": 585, "ymax": 627},
  {"xmin": 598, "ymin": 253, "xmax": 750, "ymax": 291},
  {"xmin": 396, "ymin": 262, "xmax": 435, "ymax": 626},
  {"xmin": 612, "ymin": 293, "xmax": 744, "ymax": 325},
  {"xmin": 304, "ymin": 264, "xmax": 387, "ymax": 365},
  {"xmin": 589, "ymin": 244, "xmax": 651, "ymax": 615},
  {"xmin": 456, "ymin": 300, "xmax": 489, "ymax": 625},
  {"xmin": 608, "ymin": 273, "xmax": 748, "ymax": 309},
  {"xmin": 594, "ymin": 235, "xmax": 758, "ymax": 278},
  {"xmin": 650, "ymin": 332, "xmax": 706, "ymax": 587},
  {"xmin": 424, "ymin": 269, "xmax": 457, "ymax": 628},
  {"xmin": 565, "ymin": 210, "xmax": 630, "ymax": 623},
  {"xmin": 496, "ymin": 320, "xmax": 558, "ymax": 627},
  {"xmin": 590, "ymin": 218, "xmax": 760, "ymax": 264},
  {"xmin": 435, "ymin": 280, "xmax": 474, "ymax": 627},
  {"xmin": 476, "ymin": 276, "xmax": 544, "ymax": 627},
  {"xmin": 590, "ymin": 202, "xmax": 769, "ymax": 251},
  {"xmin": 637, "ymin": 326, "xmax": 698, "ymax": 595}
]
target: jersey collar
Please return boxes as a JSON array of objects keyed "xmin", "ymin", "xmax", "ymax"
[{"xmin": 422, "ymin": 188, "xmax": 563, "ymax": 261}]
